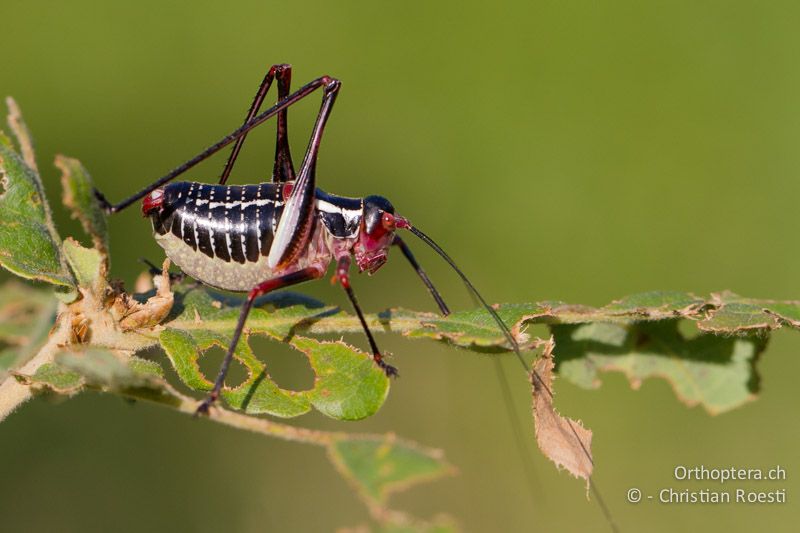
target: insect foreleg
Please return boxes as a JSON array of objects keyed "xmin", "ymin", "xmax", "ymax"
[
  {"xmin": 335, "ymin": 256, "xmax": 398, "ymax": 377},
  {"xmin": 392, "ymin": 236, "xmax": 450, "ymax": 316},
  {"xmin": 194, "ymin": 266, "xmax": 325, "ymax": 416},
  {"xmin": 219, "ymin": 64, "xmax": 296, "ymax": 185}
]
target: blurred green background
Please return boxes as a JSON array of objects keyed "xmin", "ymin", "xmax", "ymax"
[{"xmin": 2, "ymin": 1, "xmax": 799, "ymax": 531}]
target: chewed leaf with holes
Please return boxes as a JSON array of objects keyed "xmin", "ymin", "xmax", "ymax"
[
  {"xmin": 159, "ymin": 289, "xmax": 389, "ymax": 419},
  {"xmin": 328, "ymin": 435, "xmax": 456, "ymax": 507},
  {"xmin": 166, "ymin": 288, "xmax": 339, "ymax": 339},
  {"xmin": 154, "ymin": 290, "xmax": 800, "ymax": 366},
  {"xmin": 696, "ymin": 291, "xmax": 800, "ymax": 333},
  {"xmin": 403, "ymin": 305, "xmax": 544, "ymax": 350},
  {"xmin": 399, "ymin": 291, "xmax": 800, "ymax": 347},
  {"xmin": 602, "ymin": 291, "xmax": 705, "ymax": 318},
  {"xmin": 0, "ymin": 128, "xmax": 75, "ymax": 296},
  {"xmin": 160, "ymin": 328, "xmax": 311, "ymax": 417},
  {"xmin": 400, "ymin": 293, "xmax": 708, "ymax": 350},
  {"xmin": 554, "ymin": 321, "xmax": 765, "ymax": 414}
]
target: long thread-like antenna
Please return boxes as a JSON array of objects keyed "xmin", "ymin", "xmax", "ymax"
[
  {"xmin": 402, "ymin": 222, "xmax": 619, "ymax": 533},
  {"xmin": 405, "ymin": 225, "xmax": 528, "ymax": 371}
]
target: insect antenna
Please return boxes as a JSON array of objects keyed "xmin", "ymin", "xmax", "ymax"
[
  {"xmin": 404, "ymin": 226, "xmax": 528, "ymax": 369},
  {"xmin": 401, "ymin": 222, "xmax": 619, "ymax": 533}
]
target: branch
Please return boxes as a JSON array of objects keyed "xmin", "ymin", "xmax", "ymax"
[{"xmin": 0, "ymin": 309, "xmax": 69, "ymax": 421}]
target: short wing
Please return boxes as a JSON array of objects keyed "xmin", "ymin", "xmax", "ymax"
[{"xmin": 267, "ymin": 171, "xmax": 316, "ymax": 269}]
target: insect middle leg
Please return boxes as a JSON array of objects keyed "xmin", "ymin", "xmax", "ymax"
[
  {"xmin": 195, "ymin": 266, "xmax": 325, "ymax": 415},
  {"xmin": 335, "ymin": 256, "xmax": 398, "ymax": 377},
  {"xmin": 219, "ymin": 64, "xmax": 296, "ymax": 185}
]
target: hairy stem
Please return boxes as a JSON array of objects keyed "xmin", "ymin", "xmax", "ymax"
[
  {"xmin": 0, "ymin": 311, "xmax": 70, "ymax": 422},
  {"xmin": 172, "ymin": 394, "xmax": 340, "ymax": 446}
]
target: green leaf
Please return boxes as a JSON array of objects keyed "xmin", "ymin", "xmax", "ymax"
[
  {"xmin": 159, "ymin": 327, "xmax": 311, "ymax": 418},
  {"xmin": 5, "ymin": 97, "xmax": 37, "ymax": 170},
  {"xmin": 401, "ymin": 293, "xmax": 704, "ymax": 349},
  {"xmin": 14, "ymin": 350, "xmax": 168, "ymax": 393},
  {"xmin": 328, "ymin": 435, "xmax": 456, "ymax": 507},
  {"xmin": 698, "ymin": 302, "xmax": 778, "ymax": 333},
  {"xmin": 167, "ymin": 288, "xmax": 337, "ymax": 337},
  {"xmin": 601, "ymin": 290, "xmax": 705, "ymax": 318},
  {"xmin": 0, "ymin": 140, "xmax": 75, "ymax": 294},
  {"xmin": 154, "ymin": 288, "xmax": 800, "ymax": 420},
  {"xmin": 15, "ymin": 348, "xmax": 183, "ymax": 407},
  {"xmin": 62, "ymin": 237, "xmax": 105, "ymax": 289},
  {"xmin": 56, "ymin": 155, "xmax": 109, "ymax": 253},
  {"xmin": 400, "ymin": 290, "xmax": 800, "ymax": 352},
  {"xmin": 159, "ymin": 324, "xmax": 389, "ymax": 420},
  {"xmin": 297, "ymin": 337, "xmax": 390, "ymax": 420},
  {"xmin": 404, "ymin": 306, "xmax": 532, "ymax": 350},
  {"xmin": 56, "ymin": 349, "xmax": 153, "ymax": 388},
  {"xmin": 160, "ymin": 289, "xmax": 391, "ymax": 418},
  {"xmin": 554, "ymin": 321, "xmax": 764, "ymax": 414},
  {"xmin": 0, "ymin": 281, "xmax": 57, "ymax": 374},
  {"xmin": 15, "ymin": 362, "xmax": 83, "ymax": 394},
  {"xmin": 694, "ymin": 292, "xmax": 800, "ymax": 333}
]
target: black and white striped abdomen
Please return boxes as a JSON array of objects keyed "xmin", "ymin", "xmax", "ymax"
[
  {"xmin": 150, "ymin": 181, "xmax": 285, "ymax": 291},
  {"xmin": 153, "ymin": 181, "xmax": 283, "ymax": 262}
]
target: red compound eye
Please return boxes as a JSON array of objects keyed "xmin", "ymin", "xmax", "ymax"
[{"xmin": 381, "ymin": 212, "xmax": 395, "ymax": 230}]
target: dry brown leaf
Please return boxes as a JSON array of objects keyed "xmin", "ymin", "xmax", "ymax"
[
  {"xmin": 118, "ymin": 259, "xmax": 174, "ymax": 331},
  {"xmin": 531, "ymin": 337, "xmax": 593, "ymax": 487}
]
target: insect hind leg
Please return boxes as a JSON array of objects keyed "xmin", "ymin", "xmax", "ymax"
[
  {"xmin": 272, "ymin": 65, "xmax": 296, "ymax": 183},
  {"xmin": 95, "ymin": 74, "xmax": 333, "ymax": 214},
  {"xmin": 219, "ymin": 64, "xmax": 296, "ymax": 185}
]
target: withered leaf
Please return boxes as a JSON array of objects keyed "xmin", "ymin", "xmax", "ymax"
[
  {"xmin": 118, "ymin": 259, "xmax": 174, "ymax": 331},
  {"xmin": 531, "ymin": 338, "xmax": 593, "ymax": 487}
]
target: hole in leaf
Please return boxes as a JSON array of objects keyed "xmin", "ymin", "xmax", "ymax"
[
  {"xmin": 249, "ymin": 335, "xmax": 314, "ymax": 391},
  {"xmin": 197, "ymin": 344, "xmax": 249, "ymax": 388},
  {"xmin": 677, "ymin": 318, "xmax": 699, "ymax": 339}
]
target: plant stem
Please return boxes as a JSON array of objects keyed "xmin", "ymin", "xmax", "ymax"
[
  {"xmin": 0, "ymin": 314, "xmax": 70, "ymax": 422},
  {"xmin": 171, "ymin": 393, "xmax": 341, "ymax": 446}
]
